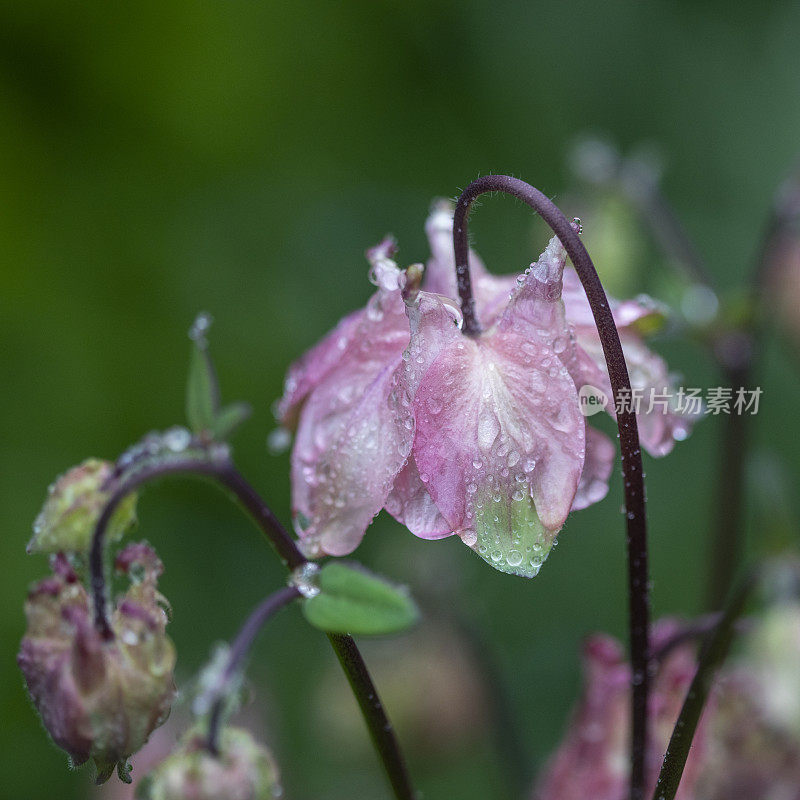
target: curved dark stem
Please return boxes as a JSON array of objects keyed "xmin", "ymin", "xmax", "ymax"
[
  {"xmin": 206, "ymin": 585, "xmax": 301, "ymax": 755},
  {"xmin": 88, "ymin": 454, "xmax": 416, "ymax": 800},
  {"xmin": 89, "ymin": 456, "xmax": 303, "ymax": 638},
  {"xmin": 454, "ymin": 175, "xmax": 650, "ymax": 800}
]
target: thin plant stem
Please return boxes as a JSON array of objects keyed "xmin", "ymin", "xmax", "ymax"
[
  {"xmin": 206, "ymin": 585, "xmax": 302, "ymax": 755},
  {"xmin": 88, "ymin": 452, "xmax": 416, "ymax": 800},
  {"xmin": 705, "ymin": 186, "xmax": 796, "ymax": 609},
  {"xmin": 453, "ymin": 175, "xmax": 651, "ymax": 800},
  {"xmin": 652, "ymin": 571, "xmax": 758, "ymax": 800},
  {"xmin": 610, "ymin": 161, "xmax": 800, "ymax": 610},
  {"xmin": 619, "ymin": 163, "xmax": 715, "ymax": 289}
]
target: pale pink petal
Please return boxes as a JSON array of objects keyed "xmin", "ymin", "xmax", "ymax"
[
  {"xmin": 384, "ymin": 456, "xmax": 452, "ymax": 540},
  {"xmin": 562, "ymin": 267, "xmax": 668, "ymax": 334},
  {"xmin": 577, "ymin": 332, "xmax": 699, "ymax": 457},
  {"xmin": 290, "ymin": 251, "xmax": 413, "ymax": 556},
  {"xmin": 423, "ymin": 201, "xmax": 489, "ymax": 298},
  {"xmin": 293, "ymin": 355, "xmax": 412, "ymax": 557},
  {"xmin": 407, "ymin": 293, "xmax": 584, "ymax": 577},
  {"xmin": 276, "ymin": 235, "xmax": 402, "ymax": 428},
  {"xmin": 572, "ymin": 427, "xmax": 615, "ymax": 511},
  {"xmin": 276, "ymin": 309, "xmax": 364, "ymax": 427},
  {"xmin": 423, "ymin": 201, "xmax": 518, "ymax": 327}
]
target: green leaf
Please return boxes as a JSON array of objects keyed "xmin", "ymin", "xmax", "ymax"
[
  {"xmin": 211, "ymin": 402, "xmax": 252, "ymax": 440},
  {"xmin": 302, "ymin": 561, "xmax": 419, "ymax": 635},
  {"xmin": 186, "ymin": 344, "xmax": 219, "ymax": 434}
]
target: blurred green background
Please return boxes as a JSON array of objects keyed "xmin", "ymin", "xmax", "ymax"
[{"xmin": 2, "ymin": 1, "xmax": 800, "ymax": 798}]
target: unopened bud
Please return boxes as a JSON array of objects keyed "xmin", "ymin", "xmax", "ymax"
[
  {"xmin": 139, "ymin": 726, "xmax": 282, "ymax": 800},
  {"xmin": 18, "ymin": 542, "xmax": 175, "ymax": 783},
  {"xmin": 28, "ymin": 459, "xmax": 137, "ymax": 556}
]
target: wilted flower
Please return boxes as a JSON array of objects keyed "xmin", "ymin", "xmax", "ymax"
[
  {"xmin": 138, "ymin": 726, "xmax": 281, "ymax": 800},
  {"xmin": 18, "ymin": 543, "xmax": 175, "ymax": 783},
  {"xmin": 28, "ymin": 459, "xmax": 137, "ymax": 555},
  {"xmin": 277, "ymin": 204, "xmax": 696, "ymax": 575},
  {"xmin": 532, "ymin": 620, "xmax": 705, "ymax": 800}
]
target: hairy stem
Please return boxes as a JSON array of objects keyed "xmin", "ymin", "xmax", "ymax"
[
  {"xmin": 453, "ymin": 175, "xmax": 650, "ymax": 800},
  {"xmin": 206, "ymin": 585, "xmax": 302, "ymax": 754},
  {"xmin": 88, "ymin": 453, "xmax": 416, "ymax": 800}
]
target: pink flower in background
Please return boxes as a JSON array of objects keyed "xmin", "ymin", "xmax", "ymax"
[
  {"xmin": 532, "ymin": 621, "xmax": 709, "ymax": 800},
  {"xmin": 533, "ymin": 605, "xmax": 800, "ymax": 800},
  {"xmin": 276, "ymin": 204, "xmax": 696, "ymax": 575}
]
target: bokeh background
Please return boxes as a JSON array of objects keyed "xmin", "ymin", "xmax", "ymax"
[{"xmin": 2, "ymin": 2, "xmax": 800, "ymax": 798}]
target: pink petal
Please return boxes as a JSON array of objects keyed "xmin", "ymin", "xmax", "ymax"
[
  {"xmin": 276, "ymin": 308, "xmax": 364, "ymax": 428},
  {"xmin": 572, "ymin": 427, "xmax": 615, "ymax": 511},
  {"xmin": 577, "ymin": 331, "xmax": 699, "ymax": 457},
  {"xmin": 534, "ymin": 621, "xmax": 709, "ymax": 800},
  {"xmin": 293, "ymin": 354, "xmax": 412, "ymax": 557},
  {"xmin": 406, "ymin": 293, "xmax": 584, "ymax": 577},
  {"xmin": 290, "ymin": 249, "xmax": 413, "ymax": 557},
  {"xmin": 275, "ymin": 236, "xmax": 401, "ymax": 428},
  {"xmin": 384, "ymin": 456, "xmax": 452, "ymax": 540},
  {"xmin": 423, "ymin": 201, "xmax": 517, "ymax": 327},
  {"xmin": 562, "ymin": 267, "xmax": 668, "ymax": 334}
]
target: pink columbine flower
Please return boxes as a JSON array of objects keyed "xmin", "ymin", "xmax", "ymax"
[
  {"xmin": 532, "ymin": 621, "xmax": 708, "ymax": 800},
  {"xmin": 276, "ymin": 204, "xmax": 696, "ymax": 576}
]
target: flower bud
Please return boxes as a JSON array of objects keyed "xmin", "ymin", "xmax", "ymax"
[
  {"xmin": 28, "ymin": 459, "xmax": 137, "ymax": 555},
  {"xmin": 138, "ymin": 726, "xmax": 282, "ymax": 800},
  {"xmin": 18, "ymin": 543, "xmax": 175, "ymax": 783}
]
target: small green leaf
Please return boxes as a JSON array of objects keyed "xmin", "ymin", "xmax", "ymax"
[
  {"xmin": 211, "ymin": 402, "xmax": 252, "ymax": 440},
  {"xmin": 186, "ymin": 343, "xmax": 219, "ymax": 434},
  {"xmin": 302, "ymin": 561, "xmax": 419, "ymax": 635}
]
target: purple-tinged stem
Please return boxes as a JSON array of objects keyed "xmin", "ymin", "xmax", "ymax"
[
  {"xmin": 707, "ymin": 168, "xmax": 800, "ymax": 609},
  {"xmin": 89, "ymin": 457, "xmax": 303, "ymax": 638},
  {"xmin": 453, "ymin": 175, "xmax": 650, "ymax": 800},
  {"xmin": 88, "ymin": 454, "xmax": 416, "ymax": 800},
  {"xmin": 206, "ymin": 585, "xmax": 301, "ymax": 755}
]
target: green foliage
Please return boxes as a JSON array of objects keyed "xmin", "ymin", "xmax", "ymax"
[
  {"xmin": 186, "ymin": 344, "xmax": 218, "ymax": 435},
  {"xmin": 302, "ymin": 561, "xmax": 419, "ymax": 635}
]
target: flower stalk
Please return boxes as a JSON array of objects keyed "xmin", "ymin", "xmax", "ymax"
[
  {"xmin": 205, "ymin": 585, "xmax": 302, "ymax": 755},
  {"xmin": 453, "ymin": 175, "xmax": 650, "ymax": 800},
  {"xmin": 88, "ymin": 451, "xmax": 416, "ymax": 800}
]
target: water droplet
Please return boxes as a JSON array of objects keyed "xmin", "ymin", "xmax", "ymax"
[
  {"xmin": 477, "ymin": 410, "xmax": 500, "ymax": 450},
  {"xmin": 121, "ymin": 628, "xmax": 140, "ymax": 646},
  {"xmin": 163, "ymin": 426, "xmax": 191, "ymax": 453},
  {"xmin": 189, "ymin": 312, "xmax": 213, "ymax": 343},
  {"xmin": 267, "ymin": 427, "xmax": 292, "ymax": 455},
  {"xmin": 290, "ymin": 562, "xmax": 321, "ymax": 598}
]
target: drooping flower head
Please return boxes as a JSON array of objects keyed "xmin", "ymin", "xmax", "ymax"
[
  {"xmin": 17, "ymin": 543, "xmax": 176, "ymax": 783},
  {"xmin": 277, "ymin": 203, "xmax": 697, "ymax": 576}
]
